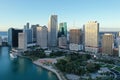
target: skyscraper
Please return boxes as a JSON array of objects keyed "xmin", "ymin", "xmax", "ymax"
[
  {"xmin": 84, "ymin": 21, "xmax": 99, "ymax": 53},
  {"xmin": 31, "ymin": 24, "xmax": 39, "ymax": 42},
  {"xmin": 24, "ymin": 22, "xmax": 30, "ymax": 29},
  {"xmin": 18, "ymin": 33, "xmax": 27, "ymax": 51},
  {"xmin": 8, "ymin": 28, "xmax": 23, "ymax": 47},
  {"xmin": 69, "ymin": 29, "xmax": 82, "ymax": 44},
  {"xmin": 48, "ymin": 15, "xmax": 58, "ymax": 48},
  {"xmin": 23, "ymin": 23, "xmax": 33, "ymax": 44},
  {"xmin": 36, "ymin": 26, "xmax": 48, "ymax": 49},
  {"xmin": 58, "ymin": 22, "xmax": 67, "ymax": 37},
  {"xmin": 69, "ymin": 29, "xmax": 83, "ymax": 51},
  {"xmin": 102, "ymin": 34, "xmax": 114, "ymax": 55}
]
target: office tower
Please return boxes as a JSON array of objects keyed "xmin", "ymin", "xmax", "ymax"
[
  {"xmin": 102, "ymin": 34, "xmax": 114, "ymax": 55},
  {"xmin": 58, "ymin": 22, "xmax": 67, "ymax": 37},
  {"xmin": 18, "ymin": 33, "xmax": 27, "ymax": 50},
  {"xmin": 99, "ymin": 32, "xmax": 118, "ymax": 48},
  {"xmin": 36, "ymin": 26, "xmax": 48, "ymax": 49},
  {"xmin": 69, "ymin": 29, "xmax": 83, "ymax": 51},
  {"xmin": 24, "ymin": 22, "xmax": 30, "ymax": 29},
  {"xmin": 58, "ymin": 35, "xmax": 67, "ymax": 48},
  {"xmin": 23, "ymin": 29, "xmax": 32, "ymax": 44},
  {"xmin": 48, "ymin": 15, "xmax": 58, "ymax": 47},
  {"xmin": 31, "ymin": 24, "xmax": 39, "ymax": 42},
  {"xmin": 58, "ymin": 22, "xmax": 67, "ymax": 48},
  {"xmin": 84, "ymin": 21, "xmax": 99, "ymax": 53},
  {"xmin": 23, "ymin": 23, "xmax": 33, "ymax": 44},
  {"xmin": 69, "ymin": 29, "xmax": 81, "ymax": 44},
  {"xmin": 8, "ymin": 28, "xmax": 23, "ymax": 47},
  {"xmin": 0, "ymin": 36, "xmax": 2, "ymax": 46}
]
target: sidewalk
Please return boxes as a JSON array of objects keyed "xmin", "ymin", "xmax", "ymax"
[{"xmin": 33, "ymin": 59, "xmax": 67, "ymax": 80}]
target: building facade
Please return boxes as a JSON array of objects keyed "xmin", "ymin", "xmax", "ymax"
[
  {"xmin": 84, "ymin": 21, "xmax": 99, "ymax": 53},
  {"xmin": 58, "ymin": 35, "xmax": 67, "ymax": 48},
  {"xmin": 8, "ymin": 28, "xmax": 23, "ymax": 47},
  {"xmin": 69, "ymin": 29, "xmax": 83, "ymax": 51},
  {"xmin": 48, "ymin": 15, "xmax": 58, "ymax": 48},
  {"xmin": 69, "ymin": 29, "xmax": 82, "ymax": 44},
  {"xmin": 18, "ymin": 33, "xmax": 27, "ymax": 51},
  {"xmin": 102, "ymin": 34, "xmax": 114, "ymax": 55},
  {"xmin": 58, "ymin": 22, "xmax": 67, "ymax": 37},
  {"xmin": 37, "ymin": 26, "xmax": 48, "ymax": 49},
  {"xmin": 31, "ymin": 24, "xmax": 39, "ymax": 43},
  {"xmin": 23, "ymin": 29, "xmax": 33, "ymax": 44}
]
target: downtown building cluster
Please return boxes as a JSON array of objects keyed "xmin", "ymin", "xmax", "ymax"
[{"xmin": 8, "ymin": 15, "xmax": 120, "ymax": 57}]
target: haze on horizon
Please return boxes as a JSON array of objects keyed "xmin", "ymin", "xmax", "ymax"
[{"xmin": 0, "ymin": 0, "xmax": 120, "ymax": 31}]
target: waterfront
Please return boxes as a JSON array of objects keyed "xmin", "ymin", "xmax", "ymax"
[{"xmin": 0, "ymin": 47, "xmax": 58, "ymax": 80}]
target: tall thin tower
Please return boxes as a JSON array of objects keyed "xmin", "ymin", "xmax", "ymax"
[{"xmin": 48, "ymin": 15, "xmax": 58, "ymax": 48}]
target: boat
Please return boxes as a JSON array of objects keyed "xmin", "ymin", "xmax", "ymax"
[{"xmin": 10, "ymin": 53, "xmax": 17, "ymax": 58}]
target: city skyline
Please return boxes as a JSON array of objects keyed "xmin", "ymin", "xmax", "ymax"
[{"xmin": 0, "ymin": 0, "xmax": 120, "ymax": 31}]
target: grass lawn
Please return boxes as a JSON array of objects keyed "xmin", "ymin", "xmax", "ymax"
[
  {"xmin": 115, "ymin": 67, "xmax": 120, "ymax": 72},
  {"xmin": 102, "ymin": 64, "xmax": 114, "ymax": 69}
]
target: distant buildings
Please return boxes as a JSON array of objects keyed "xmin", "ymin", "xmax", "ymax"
[
  {"xmin": 36, "ymin": 26, "xmax": 48, "ymax": 49},
  {"xmin": 7, "ymin": 15, "xmax": 120, "ymax": 57},
  {"xmin": 8, "ymin": 28, "xmax": 23, "ymax": 47},
  {"xmin": 48, "ymin": 15, "xmax": 58, "ymax": 47},
  {"xmin": 69, "ymin": 29, "xmax": 83, "ymax": 51},
  {"xmin": 102, "ymin": 34, "xmax": 114, "ymax": 55},
  {"xmin": 84, "ymin": 21, "xmax": 99, "ymax": 53}
]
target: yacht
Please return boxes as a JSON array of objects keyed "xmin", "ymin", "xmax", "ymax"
[{"xmin": 10, "ymin": 52, "xmax": 17, "ymax": 58}]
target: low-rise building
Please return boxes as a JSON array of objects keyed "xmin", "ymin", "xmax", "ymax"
[
  {"xmin": 69, "ymin": 43, "xmax": 83, "ymax": 51},
  {"xmin": 58, "ymin": 35, "xmax": 67, "ymax": 49}
]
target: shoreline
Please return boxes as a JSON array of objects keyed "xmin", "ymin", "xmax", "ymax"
[
  {"xmin": 33, "ymin": 60, "xmax": 62, "ymax": 80},
  {"xmin": 18, "ymin": 55, "xmax": 63, "ymax": 80}
]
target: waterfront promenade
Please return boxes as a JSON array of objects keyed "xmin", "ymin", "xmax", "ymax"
[{"xmin": 33, "ymin": 59, "xmax": 67, "ymax": 80}]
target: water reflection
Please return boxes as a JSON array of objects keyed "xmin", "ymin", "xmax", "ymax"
[
  {"xmin": 0, "ymin": 47, "xmax": 58, "ymax": 80},
  {"xmin": 48, "ymin": 71, "xmax": 52, "ymax": 78}
]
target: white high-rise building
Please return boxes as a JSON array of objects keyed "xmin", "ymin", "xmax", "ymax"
[
  {"xmin": 37, "ymin": 26, "xmax": 48, "ymax": 49},
  {"xmin": 84, "ymin": 21, "xmax": 99, "ymax": 53},
  {"xmin": 18, "ymin": 33, "xmax": 27, "ymax": 51},
  {"xmin": 48, "ymin": 15, "xmax": 58, "ymax": 48}
]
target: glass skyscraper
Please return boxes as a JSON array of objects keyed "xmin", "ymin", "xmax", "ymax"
[
  {"xmin": 48, "ymin": 15, "xmax": 58, "ymax": 47},
  {"xmin": 58, "ymin": 22, "xmax": 67, "ymax": 37}
]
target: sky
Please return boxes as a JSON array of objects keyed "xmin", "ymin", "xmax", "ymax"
[{"xmin": 0, "ymin": 0, "xmax": 120, "ymax": 31}]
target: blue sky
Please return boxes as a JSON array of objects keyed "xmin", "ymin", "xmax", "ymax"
[{"xmin": 0, "ymin": 0, "xmax": 120, "ymax": 31}]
